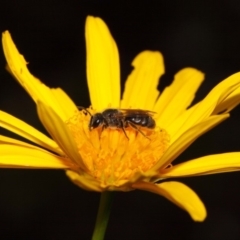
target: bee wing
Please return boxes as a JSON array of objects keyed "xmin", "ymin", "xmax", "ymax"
[{"xmin": 119, "ymin": 109, "xmax": 156, "ymax": 116}]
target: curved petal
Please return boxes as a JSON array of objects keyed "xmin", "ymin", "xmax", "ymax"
[
  {"xmin": 0, "ymin": 110, "xmax": 63, "ymax": 155},
  {"xmin": 132, "ymin": 181, "xmax": 206, "ymax": 221},
  {"xmin": 0, "ymin": 134, "xmax": 54, "ymax": 149},
  {"xmin": 166, "ymin": 103, "xmax": 198, "ymax": 140},
  {"xmin": 161, "ymin": 152, "xmax": 240, "ymax": 177},
  {"xmin": 121, "ymin": 51, "xmax": 164, "ymax": 110},
  {"xmin": 213, "ymin": 87, "xmax": 240, "ymax": 114},
  {"xmin": 0, "ymin": 144, "xmax": 75, "ymax": 169},
  {"xmin": 86, "ymin": 16, "xmax": 120, "ymax": 110},
  {"xmin": 0, "ymin": 135, "xmax": 75, "ymax": 171},
  {"xmin": 169, "ymin": 72, "xmax": 240, "ymax": 139},
  {"xmin": 154, "ymin": 68, "xmax": 204, "ymax": 128},
  {"xmin": 150, "ymin": 114, "xmax": 229, "ymax": 172},
  {"xmin": 50, "ymin": 88, "xmax": 79, "ymax": 119},
  {"xmin": 66, "ymin": 170, "xmax": 102, "ymax": 192},
  {"xmin": 2, "ymin": 31, "xmax": 78, "ymax": 121},
  {"xmin": 37, "ymin": 101, "xmax": 87, "ymax": 171}
]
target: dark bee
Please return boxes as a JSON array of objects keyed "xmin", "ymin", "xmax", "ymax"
[
  {"xmin": 89, "ymin": 109, "xmax": 123, "ymax": 130},
  {"xmin": 122, "ymin": 109, "xmax": 156, "ymax": 129},
  {"xmin": 79, "ymin": 107, "xmax": 156, "ymax": 139}
]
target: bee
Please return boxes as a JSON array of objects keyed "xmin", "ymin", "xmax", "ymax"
[{"xmin": 79, "ymin": 107, "xmax": 156, "ymax": 139}]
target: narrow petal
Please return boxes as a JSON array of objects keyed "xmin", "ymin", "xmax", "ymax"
[
  {"xmin": 154, "ymin": 68, "xmax": 204, "ymax": 128},
  {"xmin": 2, "ymin": 31, "xmax": 78, "ymax": 121},
  {"xmin": 169, "ymin": 72, "xmax": 240, "ymax": 139},
  {"xmin": 213, "ymin": 87, "xmax": 240, "ymax": 114},
  {"xmin": 0, "ymin": 110, "xmax": 63, "ymax": 155},
  {"xmin": 121, "ymin": 51, "xmax": 164, "ymax": 110},
  {"xmin": 86, "ymin": 16, "xmax": 120, "ymax": 110},
  {"xmin": 0, "ymin": 144, "xmax": 74, "ymax": 169},
  {"xmin": 151, "ymin": 114, "xmax": 229, "ymax": 172},
  {"xmin": 0, "ymin": 134, "xmax": 55, "ymax": 149},
  {"xmin": 161, "ymin": 152, "xmax": 240, "ymax": 177},
  {"xmin": 2, "ymin": 31, "xmax": 55, "ymax": 104},
  {"xmin": 132, "ymin": 181, "xmax": 206, "ymax": 221},
  {"xmin": 66, "ymin": 170, "xmax": 102, "ymax": 192},
  {"xmin": 50, "ymin": 88, "xmax": 79, "ymax": 119},
  {"xmin": 166, "ymin": 103, "xmax": 198, "ymax": 141},
  {"xmin": 37, "ymin": 101, "xmax": 87, "ymax": 171}
]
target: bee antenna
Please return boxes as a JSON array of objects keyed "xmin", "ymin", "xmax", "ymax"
[{"xmin": 77, "ymin": 106, "xmax": 92, "ymax": 116}]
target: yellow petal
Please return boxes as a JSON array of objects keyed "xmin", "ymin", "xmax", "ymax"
[
  {"xmin": 0, "ymin": 144, "xmax": 74, "ymax": 169},
  {"xmin": 132, "ymin": 181, "xmax": 206, "ymax": 221},
  {"xmin": 169, "ymin": 72, "xmax": 240, "ymax": 139},
  {"xmin": 154, "ymin": 68, "xmax": 204, "ymax": 128},
  {"xmin": 2, "ymin": 31, "xmax": 51, "ymax": 103},
  {"xmin": 66, "ymin": 170, "xmax": 102, "ymax": 192},
  {"xmin": 50, "ymin": 88, "xmax": 79, "ymax": 119},
  {"xmin": 213, "ymin": 86, "xmax": 240, "ymax": 114},
  {"xmin": 161, "ymin": 152, "xmax": 240, "ymax": 177},
  {"xmin": 121, "ymin": 51, "xmax": 164, "ymax": 109},
  {"xmin": 166, "ymin": 103, "xmax": 198, "ymax": 140},
  {"xmin": 37, "ymin": 101, "xmax": 87, "ymax": 171},
  {"xmin": 0, "ymin": 110, "xmax": 63, "ymax": 155},
  {"xmin": 0, "ymin": 134, "xmax": 53, "ymax": 149},
  {"xmin": 2, "ymin": 31, "xmax": 78, "ymax": 121},
  {"xmin": 86, "ymin": 16, "xmax": 120, "ymax": 110},
  {"xmin": 151, "ymin": 114, "xmax": 229, "ymax": 172}
]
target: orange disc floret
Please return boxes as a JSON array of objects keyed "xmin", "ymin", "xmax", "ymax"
[{"xmin": 66, "ymin": 110, "xmax": 170, "ymax": 188}]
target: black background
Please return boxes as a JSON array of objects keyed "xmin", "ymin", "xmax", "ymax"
[{"xmin": 1, "ymin": 1, "xmax": 240, "ymax": 239}]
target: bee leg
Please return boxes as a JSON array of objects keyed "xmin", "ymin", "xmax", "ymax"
[
  {"xmin": 77, "ymin": 106, "xmax": 92, "ymax": 116},
  {"xmin": 100, "ymin": 124, "xmax": 106, "ymax": 135},
  {"xmin": 127, "ymin": 121, "xmax": 151, "ymax": 140},
  {"xmin": 120, "ymin": 119, "xmax": 129, "ymax": 140},
  {"xmin": 121, "ymin": 127, "xmax": 129, "ymax": 140}
]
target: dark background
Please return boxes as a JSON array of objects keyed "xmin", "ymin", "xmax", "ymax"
[{"xmin": 0, "ymin": 0, "xmax": 240, "ymax": 239}]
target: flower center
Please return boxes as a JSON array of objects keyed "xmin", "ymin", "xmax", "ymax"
[{"xmin": 66, "ymin": 110, "xmax": 170, "ymax": 188}]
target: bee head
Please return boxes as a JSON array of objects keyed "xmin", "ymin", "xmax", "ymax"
[{"xmin": 89, "ymin": 113, "xmax": 105, "ymax": 130}]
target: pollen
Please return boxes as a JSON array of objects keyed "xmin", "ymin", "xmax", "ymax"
[{"xmin": 66, "ymin": 110, "xmax": 170, "ymax": 188}]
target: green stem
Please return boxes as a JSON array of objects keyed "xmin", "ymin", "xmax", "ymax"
[{"xmin": 91, "ymin": 191, "xmax": 114, "ymax": 240}]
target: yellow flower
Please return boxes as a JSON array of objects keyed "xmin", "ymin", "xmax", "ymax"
[{"xmin": 2, "ymin": 16, "xmax": 240, "ymax": 222}]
